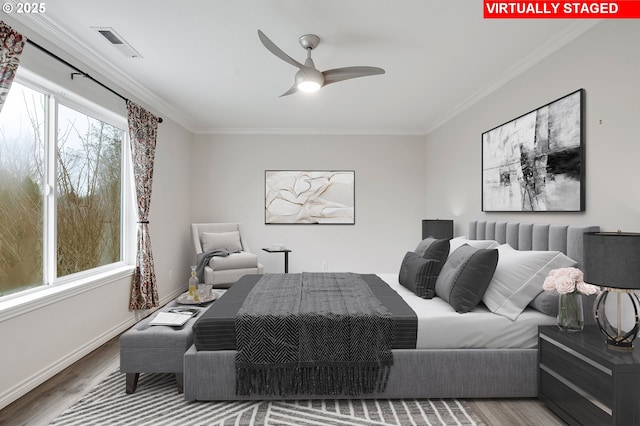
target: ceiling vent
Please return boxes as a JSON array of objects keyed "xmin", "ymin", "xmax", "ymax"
[{"xmin": 93, "ymin": 27, "xmax": 142, "ymax": 58}]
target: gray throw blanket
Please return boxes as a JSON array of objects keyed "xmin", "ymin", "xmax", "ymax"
[
  {"xmin": 235, "ymin": 272, "xmax": 394, "ymax": 397},
  {"xmin": 195, "ymin": 249, "xmax": 239, "ymax": 283}
]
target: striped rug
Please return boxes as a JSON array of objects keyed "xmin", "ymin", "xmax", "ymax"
[{"xmin": 50, "ymin": 371, "xmax": 484, "ymax": 425}]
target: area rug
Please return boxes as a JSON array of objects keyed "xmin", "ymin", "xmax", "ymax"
[{"xmin": 49, "ymin": 371, "xmax": 484, "ymax": 425}]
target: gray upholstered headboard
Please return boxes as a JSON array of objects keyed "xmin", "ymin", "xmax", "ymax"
[{"xmin": 468, "ymin": 221, "xmax": 600, "ymax": 269}]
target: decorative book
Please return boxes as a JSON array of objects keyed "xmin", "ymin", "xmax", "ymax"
[{"xmin": 149, "ymin": 311, "xmax": 195, "ymax": 327}]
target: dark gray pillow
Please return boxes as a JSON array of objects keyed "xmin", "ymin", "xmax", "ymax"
[
  {"xmin": 415, "ymin": 237, "xmax": 434, "ymax": 256},
  {"xmin": 399, "ymin": 252, "xmax": 440, "ymax": 299},
  {"xmin": 415, "ymin": 237, "xmax": 450, "ymax": 276},
  {"xmin": 434, "ymin": 244, "xmax": 499, "ymax": 313}
]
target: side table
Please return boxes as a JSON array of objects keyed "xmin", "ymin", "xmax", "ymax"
[
  {"xmin": 262, "ymin": 248, "xmax": 291, "ymax": 273},
  {"xmin": 538, "ymin": 325, "xmax": 640, "ymax": 425}
]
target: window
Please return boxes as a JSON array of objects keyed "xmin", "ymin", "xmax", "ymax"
[
  {"xmin": 0, "ymin": 82, "xmax": 44, "ymax": 293},
  {"xmin": 0, "ymin": 79, "xmax": 129, "ymax": 299}
]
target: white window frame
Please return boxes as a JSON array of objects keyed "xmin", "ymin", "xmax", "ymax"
[{"xmin": 0, "ymin": 70, "xmax": 136, "ymax": 321}]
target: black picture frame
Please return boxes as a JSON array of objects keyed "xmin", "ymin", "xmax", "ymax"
[
  {"xmin": 265, "ymin": 170, "xmax": 355, "ymax": 224},
  {"xmin": 481, "ymin": 89, "xmax": 585, "ymax": 212}
]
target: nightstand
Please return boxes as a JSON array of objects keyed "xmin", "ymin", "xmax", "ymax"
[{"xmin": 538, "ymin": 325, "xmax": 640, "ymax": 425}]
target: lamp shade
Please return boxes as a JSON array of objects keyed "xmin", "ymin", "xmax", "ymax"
[
  {"xmin": 422, "ymin": 219, "xmax": 454, "ymax": 240},
  {"xmin": 583, "ymin": 232, "xmax": 640, "ymax": 290}
]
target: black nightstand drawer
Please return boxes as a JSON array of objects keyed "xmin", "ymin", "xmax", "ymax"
[
  {"xmin": 538, "ymin": 326, "xmax": 640, "ymax": 426},
  {"xmin": 540, "ymin": 335, "xmax": 612, "ymax": 408},
  {"xmin": 540, "ymin": 368, "xmax": 612, "ymax": 425}
]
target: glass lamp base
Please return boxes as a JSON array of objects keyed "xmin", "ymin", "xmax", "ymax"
[{"xmin": 594, "ymin": 288, "xmax": 640, "ymax": 352}]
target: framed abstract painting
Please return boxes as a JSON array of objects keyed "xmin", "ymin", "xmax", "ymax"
[
  {"xmin": 265, "ymin": 170, "xmax": 355, "ymax": 224},
  {"xmin": 482, "ymin": 89, "xmax": 585, "ymax": 212}
]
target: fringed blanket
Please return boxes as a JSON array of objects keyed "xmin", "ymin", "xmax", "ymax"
[{"xmin": 235, "ymin": 272, "xmax": 394, "ymax": 397}]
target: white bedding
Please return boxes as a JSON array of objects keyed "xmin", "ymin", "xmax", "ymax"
[{"xmin": 377, "ymin": 273, "xmax": 556, "ymax": 349}]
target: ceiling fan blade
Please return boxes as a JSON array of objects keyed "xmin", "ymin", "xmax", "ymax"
[
  {"xmin": 322, "ymin": 66, "xmax": 385, "ymax": 86},
  {"xmin": 258, "ymin": 30, "xmax": 304, "ymax": 69},
  {"xmin": 279, "ymin": 83, "xmax": 298, "ymax": 97}
]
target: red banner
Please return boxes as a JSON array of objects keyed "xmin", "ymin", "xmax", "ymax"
[{"xmin": 484, "ymin": 1, "xmax": 640, "ymax": 18}]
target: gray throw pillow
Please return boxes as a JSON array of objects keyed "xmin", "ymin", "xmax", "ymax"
[
  {"xmin": 435, "ymin": 244, "xmax": 499, "ymax": 313},
  {"xmin": 415, "ymin": 237, "xmax": 434, "ymax": 256},
  {"xmin": 528, "ymin": 291, "xmax": 559, "ymax": 316},
  {"xmin": 399, "ymin": 252, "xmax": 440, "ymax": 299},
  {"xmin": 415, "ymin": 237, "xmax": 450, "ymax": 276}
]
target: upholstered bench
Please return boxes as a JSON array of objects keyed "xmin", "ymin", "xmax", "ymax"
[{"xmin": 119, "ymin": 300, "xmax": 211, "ymax": 393}]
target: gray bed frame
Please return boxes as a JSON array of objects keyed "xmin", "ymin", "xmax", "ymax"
[{"xmin": 184, "ymin": 221, "xmax": 599, "ymax": 401}]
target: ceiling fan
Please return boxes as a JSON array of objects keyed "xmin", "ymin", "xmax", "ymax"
[{"xmin": 257, "ymin": 30, "xmax": 385, "ymax": 97}]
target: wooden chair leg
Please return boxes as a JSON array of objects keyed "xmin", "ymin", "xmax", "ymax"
[
  {"xmin": 126, "ymin": 373, "xmax": 139, "ymax": 394},
  {"xmin": 175, "ymin": 373, "xmax": 184, "ymax": 393}
]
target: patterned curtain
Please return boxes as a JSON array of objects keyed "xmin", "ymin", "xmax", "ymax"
[
  {"xmin": 0, "ymin": 21, "xmax": 26, "ymax": 114},
  {"xmin": 127, "ymin": 101, "xmax": 159, "ymax": 310}
]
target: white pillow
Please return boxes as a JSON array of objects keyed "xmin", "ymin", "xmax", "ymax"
[
  {"xmin": 448, "ymin": 237, "xmax": 500, "ymax": 255},
  {"xmin": 482, "ymin": 244, "xmax": 577, "ymax": 320},
  {"xmin": 200, "ymin": 231, "xmax": 242, "ymax": 253}
]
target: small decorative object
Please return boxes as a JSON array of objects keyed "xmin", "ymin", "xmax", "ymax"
[
  {"xmin": 482, "ymin": 89, "xmax": 584, "ymax": 212},
  {"xmin": 543, "ymin": 267, "xmax": 600, "ymax": 332},
  {"xmin": 198, "ymin": 283, "xmax": 213, "ymax": 300},
  {"xmin": 176, "ymin": 291, "xmax": 217, "ymax": 305},
  {"xmin": 188, "ymin": 265, "xmax": 199, "ymax": 302},
  {"xmin": 557, "ymin": 292, "xmax": 584, "ymax": 332},
  {"xmin": 584, "ymin": 231, "xmax": 640, "ymax": 351}
]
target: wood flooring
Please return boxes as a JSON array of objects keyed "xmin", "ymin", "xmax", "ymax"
[
  {"xmin": 0, "ymin": 337, "xmax": 120, "ymax": 426},
  {"xmin": 0, "ymin": 335, "xmax": 565, "ymax": 426}
]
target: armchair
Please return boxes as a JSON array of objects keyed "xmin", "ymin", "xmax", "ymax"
[{"xmin": 191, "ymin": 223, "xmax": 264, "ymax": 288}]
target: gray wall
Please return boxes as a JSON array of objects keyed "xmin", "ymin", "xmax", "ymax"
[
  {"xmin": 425, "ymin": 20, "xmax": 640, "ymax": 236},
  {"xmin": 191, "ymin": 134, "xmax": 426, "ymax": 274}
]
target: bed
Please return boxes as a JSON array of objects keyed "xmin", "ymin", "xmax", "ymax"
[{"xmin": 184, "ymin": 220, "xmax": 599, "ymax": 401}]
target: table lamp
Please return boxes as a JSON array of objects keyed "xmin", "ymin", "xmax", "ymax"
[
  {"xmin": 583, "ymin": 231, "xmax": 640, "ymax": 351},
  {"xmin": 422, "ymin": 219, "xmax": 454, "ymax": 240}
]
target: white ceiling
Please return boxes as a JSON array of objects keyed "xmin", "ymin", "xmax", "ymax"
[{"xmin": 13, "ymin": 1, "xmax": 599, "ymax": 135}]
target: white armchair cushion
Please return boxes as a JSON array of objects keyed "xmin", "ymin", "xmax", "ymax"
[
  {"xmin": 209, "ymin": 252, "xmax": 258, "ymax": 271},
  {"xmin": 201, "ymin": 231, "xmax": 243, "ymax": 253}
]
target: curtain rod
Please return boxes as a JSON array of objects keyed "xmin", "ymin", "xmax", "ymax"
[{"xmin": 26, "ymin": 39, "xmax": 163, "ymax": 123}]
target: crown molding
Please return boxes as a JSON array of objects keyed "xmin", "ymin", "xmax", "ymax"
[
  {"xmin": 425, "ymin": 20, "xmax": 602, "ymax": 135},
  {"xmin": 8, "ymin": 11, "xmax": 194, "ymax": 131},
  {"xmin": 192, "ymin": 127, "xmax": 427, "ymax": 136}
]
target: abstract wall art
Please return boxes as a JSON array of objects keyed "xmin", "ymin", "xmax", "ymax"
[
  {"xmin": 265, "ymin": 170, "xmax": 355, "ymax": 224},
  {"xmin": 482, "ymin": 89, "xmax": 585, "ymax": 212}
]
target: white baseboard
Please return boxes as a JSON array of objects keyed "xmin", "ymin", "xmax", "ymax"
[{"xmin": 0, "ymin": 288, "xmax": 184, "ymax": 411}]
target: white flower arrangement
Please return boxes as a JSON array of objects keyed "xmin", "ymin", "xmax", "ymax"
[{"xmin": 543, "ymin": 267, "xmax": 600, "ymax": 295}]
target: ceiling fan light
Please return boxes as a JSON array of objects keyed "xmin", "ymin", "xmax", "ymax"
[
  {"xmin": 295, "ymin": 68, "xmax": 323, "ymax": 93},
  {"xmin": 297, "ymin": 80, "xmax": 321, "ymax": 93}
]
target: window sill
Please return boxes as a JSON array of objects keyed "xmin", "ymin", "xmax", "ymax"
[{"xmin": 0, "ymin": 266, "xmax": 135, "ymax": 323}]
